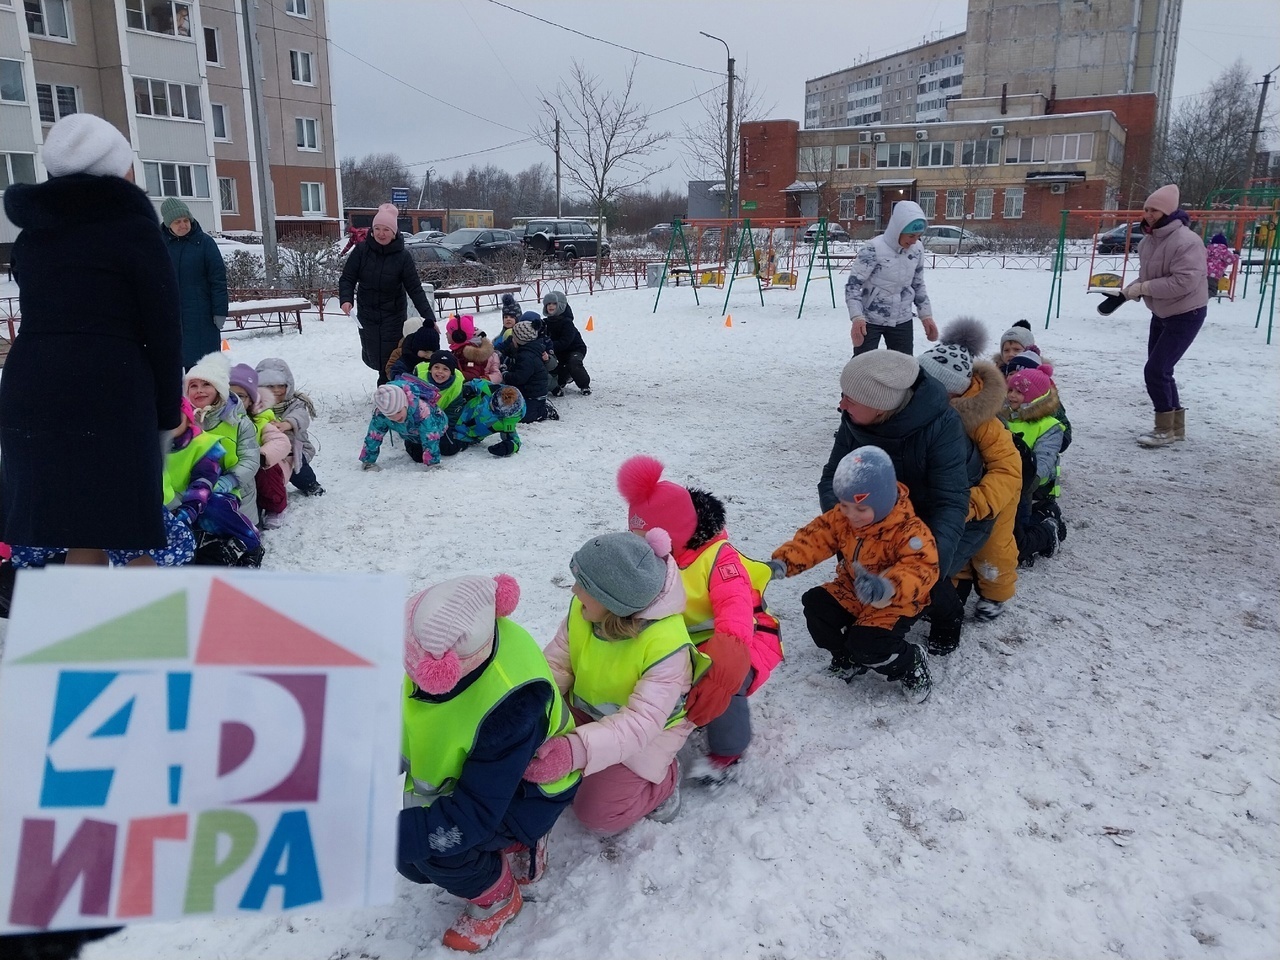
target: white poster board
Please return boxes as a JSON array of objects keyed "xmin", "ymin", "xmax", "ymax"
[{"xmin": 0, "ymin": 567, "xmax": 405, "ymax": 933}]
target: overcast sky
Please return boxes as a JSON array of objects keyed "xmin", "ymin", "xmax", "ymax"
[{"xmin": 326, "ymin": 0, "xmax": 1280, "ymax": 195}]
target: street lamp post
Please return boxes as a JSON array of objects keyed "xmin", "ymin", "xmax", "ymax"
[
  {"xmin": 700, "ymin": 31, "xmax": 735, "ymax": 219},
  {"xmin": 541, "ymin": 98, "xmax": 562, "ymax": 217}
]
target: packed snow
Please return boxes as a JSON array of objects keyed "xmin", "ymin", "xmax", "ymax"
[{"xmin": 2, "ymin": 264, "xmax": 1277, "ymax": 959}]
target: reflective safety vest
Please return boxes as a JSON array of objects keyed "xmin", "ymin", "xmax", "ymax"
[
  {"xmin": 680, "ymin": 542, "xmax": 781, "ymax": 644},
  {"xmin": 207, "ymin": 417, "xmax": 242, "ymax": 470},
  {"xmin": 565, "ymin": 598, "xmax": 709, "ymax": 729},
  {"xmin": 249, "ymin": 408, "xmax": 277, "ymax": 445},
  {"xmin": 400, "ymin": 618, "xmax": 579, "ymax": 808},
  {"xmin": 416, "ymin": 366, "xmax": 463, "ymax": 413},
  {"xmin": 1008, "ymin": 415, "xmax": 1062, "ymax": 497},
  {"xmin": 162, "ymin": 432, "xmax": 225, "ymax": 504}
]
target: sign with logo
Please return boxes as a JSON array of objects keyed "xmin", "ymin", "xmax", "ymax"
[
  {"xmin": 741, "ymin": 200, "xmax": 757, "ymax": 211},
  {"xmin": 390, "ymin": 187, "xmax": 410, "ymax": 207},
  {"xmin": 0, "ymin": 569, "xmax": 405, "ymax": 933}
]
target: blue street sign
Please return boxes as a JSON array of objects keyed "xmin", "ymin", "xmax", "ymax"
[{"xmin": 391, "ymin": 187, "xmax": 409, "ymax": 205}]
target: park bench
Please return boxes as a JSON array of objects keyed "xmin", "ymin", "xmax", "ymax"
[
  {"xmin": 226, "ymin": 297, "xmax": 312, "ymax": 335},
  {"xmin": 433, "ymin": 283, "xmax": 521, "ymax": 314}
]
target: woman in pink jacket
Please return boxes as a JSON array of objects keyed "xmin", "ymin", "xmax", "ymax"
[
  {"xmin": 1123, "ymin": 184, "xmax": 1208, "ymax": 448},
  {"xmin": 523, "ymin": 529, "xmax": 703, "ymax": 834}
]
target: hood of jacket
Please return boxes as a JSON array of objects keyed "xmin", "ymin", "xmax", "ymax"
[
  {"xmin": 639, "ymin": 556, "xmax": 687, "ymax": 622},
  {"xmin": 459, "ymin": 336, "xmax": 494, "ymax": 363},
  {"xmin": 164, "ymin": 218, "xmax": 208, "ymax": 243},
  {"xmin": 950, "ymin": 359, "xmax": 1006, "ymax": 433},
  {"xmin": 1009, "ymin": 384, "xmax": 1060, "ymax": 422},
  {"xmin": 881, "ymin": 199, "xmax": 928, "ymax": 249},
  {"xmin": 254, "ymin": 357, "xmax": 296, "ymax": 401},
  {"xmin": 3, "ymin": 173, "xmax": 158, "ymax": 233}
]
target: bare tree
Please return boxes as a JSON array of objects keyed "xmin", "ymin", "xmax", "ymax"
[
  {"xmin": 680, "ymin": 75, "xmax": 775, "ymax": 214},
  {"xmin": 538, "ymin": 59, "xmax": 670, "ymax": 278},
  {"xmin": 340, "ymin": 153, "xmax": 419, "ymax": 208}
]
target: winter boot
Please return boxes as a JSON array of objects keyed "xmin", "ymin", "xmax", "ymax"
[
  {"xmin": 504, "ymin": 835, "xmax": 548, "ymax": 887},
  {"xmin": 687, "ymin": 752, "xmax": 741, "ymax": 787},
  {"xmin": 441, "ymin": 862, "xmax": 522, "ymax": 953},
  {"xmin": 1173, "ymin": 407, "xmax": 1186, "ymax": 441},
  {"xmin": 1137, "ymin": 410, "xmax": 1177, "ymax": 448},
  {"xmin": 898, "ymin": 646, "xmax": 933, "ymax": 704},
  {"xmin": 974, "ymin": 597, "xmax": 1006, "ymax": 621},
  {"xmin": 646, "ymin": 764, "xmax": 682, "ymax": 823},
  {"xmin": 1039, "ymin": 516, "xmax": 1060, "ymax": 559},
  {"xmin": 827, "ymin": 654, "xmax": 868, "ymax": 682}
]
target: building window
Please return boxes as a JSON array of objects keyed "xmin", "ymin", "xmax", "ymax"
[
  {"xmin": 284, "ymin": 0, "xmax": 309, "ymax": 15},
  {"xmin": 296, "ymin": 117, "xmax": 319, "ymax": 151},
  {"xmin": 875, "ymin": 142, "xmax": 912, "ymax": 168},
  {"xmin": 1, "ymin": 152, "xmax": 38, "ymax": 189},
  {"xmin": 218, "ymin": 176, "xmax": 236, "ymax": 213},
  {"xmin": 1005, "ymin": 136, "xmax": 1046, "ymax": 164},
  {"xmin": 962, "ymin": 138, "xmax": 1001, "ymax": 166},
  {"xmin": 134, "ymin": 77, "xmax": 202, "ymax": 121},
  {"xmin": 35, "ymin": 82, "xmax": 77, "ymax": 123},
  {"xmin": 125, "ymin": 0, "xmax": 192, "ymax": 37},
  {"xmin": 974, "ymin": 188, "xmax": 994, "ymax": 219},
  {"xmin": 917, "ymin": 190, "xmax": 936, "ymax": 219},
  {"xmin": 835, "ymin": 144, "xmax": 873, "ymax": 170},
  {"xmin": 1048, "ymin": 132, "xmax": 1095, "ymax": 163},
  {"xmin": 1107, "ymin": 134, "xmax": 1125, "ymax": 167},
  {"xmin": 945, "ymin": 189, "xmax": 964, "ymax": 219},
  {"xmin": 0, "ymin": 59, "xmax": 26, "ymax": 102},
  {"xmin": 797, "ymin": 146, "xmax": 833, "ymax": 172},
  {"xmin": 916, "ymin": 141, "xmax": 955, "ymax": 167},
  {"xmin": 290, "ymin": 50, "xmax": 314, "ymax": 85},
  {"xmin": 204, "ymin": 26, "xmax": 221, "ymax": 65},
  {"xmin": 300, "ymin": 181, "xmax": 324, "ymax": 215},
  {"xmin": 24, "ymin": 0, "xmax": 71, "ymax": 39},
  {"xmin": 142, "ymin": 161, "xmax": 210, "ymax": 199},
  {"xmin": 839, "ymin": 193, "xmax": 857, "ymax": 221},
  {"xmin": 211, "ymin": 103, "xmax": 228, "ymax": 140},
  {"xmin": 864, "ymin": 195, "xmax": 879, "ymax": 223},
  {"xmin": 1003, "ymin": 187, "xmax": 1024, "ymax": 219}
]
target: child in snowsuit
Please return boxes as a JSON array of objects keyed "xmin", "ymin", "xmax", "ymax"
[
  {"xmin": 917, "ymin": 319, "xmax": 1022, "ymax": 633},
  {"xmin": 995, "ymin": 322, "xmax": 1038, "ymax": 374},
  {"xmin": 446, "ymin": 315, "xmax": 502, "ymax": 383},
  {"xmin": 229, "ymin": 363, "xmax": 292, "ymax": 529},
  {"xmin": 542, "ymin": 290, "xmax": 590, "ymax": 396},
  {"xmin": 525, "ymin": 530, "xmax": 706, "ymax": 834},
  {"xmin": 255, "ymin": 357, "xmax": 324, "ymax": 496},
  {"xmin": 440, "ymin": 382, "xmax": 525, "ymax": 458},
  {"xmin": 185, "ymin": 352, "xmax": 261, "ymax": 523},
  {"xmin": 1205, "ymin": 232, "xmax": 1235, "ymax": 300},
  {"xmin": 359, "ymin": 382, "xmax": 447, "ymax": 469},
  {"xmin": 417, "ymin": 350, "xmax": 467, "ymax": 418},
  {"xmin": 493, "ymin": 294, "xmax": 521, "ymax": 363},
  {"xmin": 770, "ymin": 446, "xmax": 939, "ymax": 703},
  {"xmin": 999, "ymin": 332, "xmax": 1073, "ymax": 453},
  {"xmin": 1003, "ymin": 365, "xmax": 1067, "ymax": 564},
  {"xmin": 397, "ymin": 574, "xmax": 579, "ymax": 953},
  {"xmin": 388, "ymin": 320, "xmax": 441, "ymax": 382},
  {"xmin": 617, "ymin": 455, "xmax": 782, "ymax": 785},
  {"xmin": 502, "ymin": 318, "xmax": 557, "ymax": 423}
]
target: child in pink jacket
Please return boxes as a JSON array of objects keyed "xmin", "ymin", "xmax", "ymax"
[
  {"xmin": 523, "ymin": 529, "xmax": 705, "ymax": 834},
  {"xmin": 230, "ymin": 363, "xmax": 292, "ymax": 528}
]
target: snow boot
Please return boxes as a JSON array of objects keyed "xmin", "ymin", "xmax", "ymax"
[
  {"xmin": 504, "ymin": 835, "xmax": 548, "ymax": 887},
  {"xmin": 827, "ymin": 655, "xmax": 868, "ymax": 682},
  {"xmin": 441, "ymin": 862, "xmax": 522, "ymax": 953},
  {"xmin": 1137, "ymin": 410, "xmax": 1177, "ymax": 447},
  {"xmin": 898, "ymin": 646, "xmax": 933, "ymax": 704},
  {"xmin": 974, "ymin": 597, "xmax": 1006, "ymax": 621},
  {"xmin": 1173, "ymin": 407, "xmax": 1186, "ymax": 441},
  {"xmin": 926, "ymin": 616, "xmax": 962, "ymax": 656},
  {"xmin": 687, "ymin": 752, "xmax": 741, "ymax": 787},
  {"xmin": 646, "ymin": 764, "xmax": 682, "ymax": 823}
]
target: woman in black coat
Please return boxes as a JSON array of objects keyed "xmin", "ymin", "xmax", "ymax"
[
  {"xmin": 0, "ymin": 114, "xmax": 183, "ymax": 563},
  {"xmin": 339, "ymin": 203, "xmax": 436, "ymax": 385},
  {"xmin": 161, "ymin": 196, "xmax": 228, "ymax": 370}
]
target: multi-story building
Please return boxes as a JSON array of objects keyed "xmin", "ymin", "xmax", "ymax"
[{"xmin": 0, "ymin": 0, "xmax": 340, "ymax": 259}]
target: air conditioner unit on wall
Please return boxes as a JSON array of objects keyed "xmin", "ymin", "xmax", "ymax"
[
  {"xmin": 872, "ymin": 132, "xmax": 887, "ymax": 142},
  {"xmin": 990, "ymin": 124, "xmax": 1006, "ymax": 137},
  {"xmin": 915, "ymin": 130, "xmax": 929, "ymax": 141},
  {"xmin": 858, "ymin": 131, "xmax": 872, "ymax": 143},
  {"xmin": 853, "ymin": 185, "xmax": 866, "ymax": 196},
  {"xmin": 1050, "ymin": 182, "xmax": 1067, "ymax": 194}
]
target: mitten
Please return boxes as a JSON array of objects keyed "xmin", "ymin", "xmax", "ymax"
[
  {"xmin": 765, "ymin": 558, "xmax": 787, "ymax": 580},
  {"xmin": 852, "ymin": 562, "xmax": 894, "ymax": 608},
  {"xmin": 214, "ymin": 316, "xmax": 228, "ymax": 331},
  {"xmin": 212, "ymin": 475, "xmax": 237, "ymax": 495},
  {"xmin": 523, "ymin": 734, "xmax": 582, "ymax": 783},
  {"xmin": 1123, "ymin": 281, "xmax": 1148, "ymax": 300},
  {"xmin": 397, "ymin": 805, "xmax": 433, "ymax": 864},
  {"xmin": 684, "ymin": 631, "xmax": 752, "ymax": 728}
]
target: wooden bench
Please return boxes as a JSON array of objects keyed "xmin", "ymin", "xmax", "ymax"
[
  {"xmin": 433, "ymin": 283, "xmax": 521, "ymax": 313},
  {"xmin": 226, "ymin": 297, "xmax": 312, "ymax": 335}
]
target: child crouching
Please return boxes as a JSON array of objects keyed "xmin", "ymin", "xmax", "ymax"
[
  {"xmin": 359, "ymin": 382, "xmax": 447, "ymax": 470},
  {"xmin": 1003, "ymin": 365, "xmax": 1067, "ymax": 565},
  {"xmin": 255, "ymin": 357, "xmax": 324, "ymax": 496},
  {"xmin": 230, "ymin": 363, "xmax": 291, "ymax": 529}
]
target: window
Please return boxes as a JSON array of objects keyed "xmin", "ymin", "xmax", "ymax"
[
  {"xmin": 945, "ymin": 189, "xmax": 964, "ymax": 219},
  {"xmin": 204, "ymin": 26, "xmax": 221, "ymax": 65},
  {"xmin": 134, "ymin": 77, "xmax": 202, "ymax": 121},
  {"xmin": 875, "ymin": 142, "xmax": 912, "ymax": 168},
  {"xmin": 864, "ymin": 195, "xmax": 879, "ymax": 223},
  {"xmin": 1003, "ymin": 187, "xmax": 1024, "ymax": 219},
  {"xmin": 295, "ymin": 117, "xmax": 319, "ymax": 151},
  {"xmin": 290, "ymin": 50, "xmax": 314, "ymax": 84},
  {"xmin": 797, "ymin": 146, "xmax": 833, "ymax": 172},
  {"xmin": 1047, "ymin": 132, "xmax": 1094, "ymax": 163},
  {"xmin": 974, "ymin": 188, "xmax": 994, "ymax": 219},
  {"xmin": 917, "ymin": 190, "xmax": 936, "ymax": 219},
  {"xmin": 300, "ymin": 181, "xmax": 324, "ymax": 215},
  {"xmin": 0, "ymin": 59, "xmax": 26, "ymax": 102},
  {"xmin": 962, "ymin": 138, "xmax": 1001, "ymax": 166},
  {"xmin": 125, "ymin": 0, "xmax": 191, "ymax": 36},
  {"xmin": 916, "ymin": 141, "xmax": 955, "ymax": 167},
  {"xmin": 1, "ymin": 152, "xmax": 38, "ymax": 189},
  {"xmin": 1005, "ymin": 136, "xmax": 1046, "ymax": 164},
  {"xmin": 284, "ymin": 0, "xmax": 309, "ymax": 14},
  {"xmin": 24, "ymin": 0, "xmax": 71, "ymax": 38},
  {"xmin": 211, "ymin": 103, "xmax": 228, "ymax": 140},
  {"xmin": 35, "ymin": 82, "xmax": 77, "ymax": 123},
  {"xmin": 839, "ymin": 194, "xmax": 857, "ymax": 221},
  {"xmin": 218, "ymin": 176, "xmax": 236, "ymax": 213},
  {"xmin": 142, "ymin": 161, "xmax": 210, "ymax": 199},
  {"xmin": 1108, "ymin": 134, "xmax": 1124, "ymax": 167},
  {"xmin": 835, "ymin": 144, "xmax": 873, "ymax": 170}
]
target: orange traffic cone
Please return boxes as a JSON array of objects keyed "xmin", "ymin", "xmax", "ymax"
[
  {"xmin": 723, "ymin": 314, "xmax": 733, "ymax": 328},
  {"xmin": 221, "ymin": 339, "xmax": 231, "ymax": 351},
  {"xmin": 585, "ymin": 316, "xmax": 594, "ymax": 331}
]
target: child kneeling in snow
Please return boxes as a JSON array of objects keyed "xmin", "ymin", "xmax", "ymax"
[
  {"xmin": 229, "ymin": 363, "xmax": 292, "ymax": 529},
  {"xmin": 1003, "ymin": 365, "xmax": 1067, "ymax": 565},
  {"xmin": 397, "ymin": 574, "xmax": 580, "ymax": 953},
  {"xmin": 359, "ymin": 381, "xmax": 447, "ymax": 469},
  {"xmin": 770, "ymin": 446, "xmax": 938, "ymax": 703},
  {"xmin": 440, "ymin": 382, "xmax": 525, "ymax": 458},
  {"xmin": 525, "ymin": 531, "xmax": 707, "ymax": 834},
  {"xmin": 255, "ymin": 357, "xmax": 325, "ymax": 497}
]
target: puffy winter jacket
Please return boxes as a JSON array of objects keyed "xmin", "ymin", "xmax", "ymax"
[
  {"xmin": 1136, "ymin": 212, "xmax": 1209, "ymax": 318},
  {"xmin": 338, "ymin": 232, "xmax": 435, "ymax": 329},
  {"xmin": 843, "ymin": 200, "xmax": 932, "ymax": 327},
  {"xmin": 164, "ymin": 218, "xmax": 228, "ymax": 369},
  {"xmin": 950, "ymin": 360, "xmax": 1022, "ymax": 523}
]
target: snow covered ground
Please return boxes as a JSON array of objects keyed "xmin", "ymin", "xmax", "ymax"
[{"xmin": 4, "ymin": 265, "xmax": 1278, "ymax": 959}]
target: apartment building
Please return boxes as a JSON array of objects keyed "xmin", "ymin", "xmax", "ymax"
[{"xmin": 0, "ymin": 0, "xmax": 340, "ymax": 257}]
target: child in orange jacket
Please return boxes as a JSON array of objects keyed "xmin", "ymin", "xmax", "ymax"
[{"xmin": 770, "ymin": 446, "xmax": 939, "ymax": 703}]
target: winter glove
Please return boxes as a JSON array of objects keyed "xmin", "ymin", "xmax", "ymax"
[
  {"xmin": 1123, "ymin": 281, "xmax": 1148, "ymax": 300},
  {"xmin": 361, "ymin": 461, "xmax": 381, "ymax": 471},
  {"xmin": 523, "ymin": 734, "xmax": 584, "ymax": 783},
  {"xmin": 765, "ymin": 558, "xmax": 788, "ymax": 581},
  {"xmin": 212, "ymin": 475, "xmax": 237, "ymax": 495},
  {"xmin": 214, "ymin": 316, "xmax": 228, "ymax": 331},
  {"xmin": 921, "ymin": 316, "xmax": 939, "ymax": 342},
  {"xmin": 852, "ymin": 562, "xmax": 895, "ymax": 608},
  {"xmin": 459, "ymin": 383, "xmax": 480, "ymax": 401},
  {"xmin": 488, "ymin": 437, "xmax": 517, "ymax": 457},
  {"xmin": 684, "ymin": 631, "xmax": 752, "ymax": 728}
]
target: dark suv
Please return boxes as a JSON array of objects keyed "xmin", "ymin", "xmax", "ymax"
[{"xmin": 522, "ymin": 219, "xmax": 611, "ymax": 262}]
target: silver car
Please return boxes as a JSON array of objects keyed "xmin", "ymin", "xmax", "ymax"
[{"xmin": 920, "ymin": 225, "xmax": 986, "ymax": 254}]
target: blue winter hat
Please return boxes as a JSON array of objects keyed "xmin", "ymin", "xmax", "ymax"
[
  {"xmin": 519, "ymin": 311, "xmax": 542, "ymax": 325},
  {"xmin": 903, "ymin": 218, "xmax": 927, "ymax": 235},
  {"xmin": 832, "ymin": 446, "xmax": 898, "ymax": 522}
]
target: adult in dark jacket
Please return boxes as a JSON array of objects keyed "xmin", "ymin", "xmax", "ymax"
[
  {"xmin": 340, "ymin": 203, "xmax": 436, "ymax": 385},
  {"xmin": 502, "ymin": 316, "xmax": 555, "ymax": 422},
  {"xmin": 0, "ymin": 114, "xmax": 182, "ymax": 563},
  {"xmin": 161, "ymin": 197, "xmax": 228, "ymax": 370},
  {"xmin": 541, "ymin": 289, "xmax": 591, "ymax": 395}
]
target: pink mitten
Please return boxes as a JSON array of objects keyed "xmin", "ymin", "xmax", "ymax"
[{"xmin": 523, "ymin": 735, "xmax": 581, "ymax": 783}]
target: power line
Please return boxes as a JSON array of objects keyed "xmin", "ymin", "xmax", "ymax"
[
  {"xmin": 483, "ymin": 0, "xmax": 721, "ymax": 75},
  {"xmin": 404, "ymin": 137, "xmax": 538, "ymax": 168}
]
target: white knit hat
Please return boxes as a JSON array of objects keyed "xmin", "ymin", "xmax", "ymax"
[
  {"xmin": 917, "ymin": 342, "xmax": 974, "ymax": 396},
  {"xmin": 42, "ymin": 114, "xmax": 135, "ymax": 179},
  {"xmin": 405, "ymin": 575, "xmax": 520, "ymax": 694},
  {"xmin": 184, "ymin": 351, "xmax": 231, "ymax": 404},
  {"xmin": 374, "ymin": 384, "xmax": 408, "ymax": 417}
]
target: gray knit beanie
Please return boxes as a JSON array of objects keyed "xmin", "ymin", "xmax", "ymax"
[
  {"xmin": 840, "ymin": 351, "xmax": 919, "ymax": 410},
  {"xmin": 832, "ymin": 445, "xmax": 899, "ymax": 522},
  {"xmin": 570, "ymin": 530, "xmax": 669, "ymax": 617},
  {"xmin": 1000, "ymin": 326, "xmax": 1035, "ymax": 350}
]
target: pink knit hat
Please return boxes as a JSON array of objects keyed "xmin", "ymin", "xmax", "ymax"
[
  {"xmin": 1144, "ymin": 184, "xmax": 1179, "ymax": 216},
  {"xmin": 404, "ymin": 574, "xmax": 521, "ymax": 694},
  {"xmin": 446, "ymin": 314, "xmax": 476, "ymax": 348},
  {"xmin": 617, "ymin": 455, "xmax": 698, "ymax": 552},
  {"xmin": 1007, "ymin": 363, "xmax": 1055, "ymax": 402},
  {"xmin": 372, "ymin": 203, "xmax": 399, "ymax": 234},
  {"xmin": 374, "ymin": 384, "xmax": 408, "ymax": 417}
]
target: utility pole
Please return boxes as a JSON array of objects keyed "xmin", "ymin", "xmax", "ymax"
[
  {"xmin": 240, "ymin": 0, "xmax": 277, "ymax": 280},
  {"xmin": 541, "ymin": 99, "xmax": 561, "ymax": 217},
  {"xmin": 700, "ymin": 31, "xmax": 735, "ymax": 218},
  {"xmin": 1244, "ymin": 65, "xmax": 1278, "ymax": 194},
  {"xmin": 416, "ymin": 167, "xmax": 434, "ymax": 210}
]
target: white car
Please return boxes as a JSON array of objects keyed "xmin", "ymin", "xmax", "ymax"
[{"xmin": 920, "ymin": 225, "xmax": 986, "ymax": 254}]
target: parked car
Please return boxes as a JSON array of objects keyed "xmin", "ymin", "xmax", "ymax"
[
  {"xmin": 647, "ymin": 222, "xmax": 675, "ymax": 245},
  {"xmin": 437, "ymin": 228, "xmax": 523, "ymax": 262},
  {"xmin": 802, "ymin": 222, "xmax": 852, "ymax": 244},
  {"xmin": 522, "ymin": 218, "xmax": 611, "ymax": 262},
  {"xmin": 1094, "ymin": 221, "xmax": 1144, "ymax": 255},
  {"xmin": 405, "ymin": 241, "xmax": 498, "ymax": 288},
  {"xmin": 920, "ymin": 225, "xmax": 987, "ymax": 254},
  {"xmin": 412, "ymin": 229, "xmax": 447, "ymax": 243}
]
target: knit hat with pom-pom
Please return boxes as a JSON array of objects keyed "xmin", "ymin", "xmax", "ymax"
[
  {"xmin": 374, "ymin": 384, "xmax": 409, "ymax": 417},
  {"xmin": 617, "ymin": 454, "xmax": 698, "ymax": 551},
  {"xmin": 917, "ymin": 316, "xmax": 987, "ymax": 397},
  {"xmin": 501, "ymin": 293, "xmax": 521, "ymax": 319},
  {"xmin": 1007, "ymin": 363, "xmax": 1055, "ymax": 402},
  {"xmin": 571, "ymin": 529, "xmax": 672, "ymax": 617},
  {"xmin": 404, "ymin": 574, "xmax": 521, "ymax": 695}
]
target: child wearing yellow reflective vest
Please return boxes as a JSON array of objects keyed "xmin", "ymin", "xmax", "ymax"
[
  {"xmin": 184, "ymin": 351, "xmax": 261, "ymax": 520},
  {"xmin": 229, "ymin": 363, "xmax": 291, "ymax": 528},
  {"xmin": 525, "ymin": 529, "xmax": 707, "ymax": 835},
  {"xmin": 1003, "ymin": 364, "xmax": 1067, "ymax": 565},
  {"xmin": 397, "ymin": 574, "xmax": 579, "ymax": 954},
  {"xmin": 616, "ymin": 455, "xmax": 782, "ymax": 787}
]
